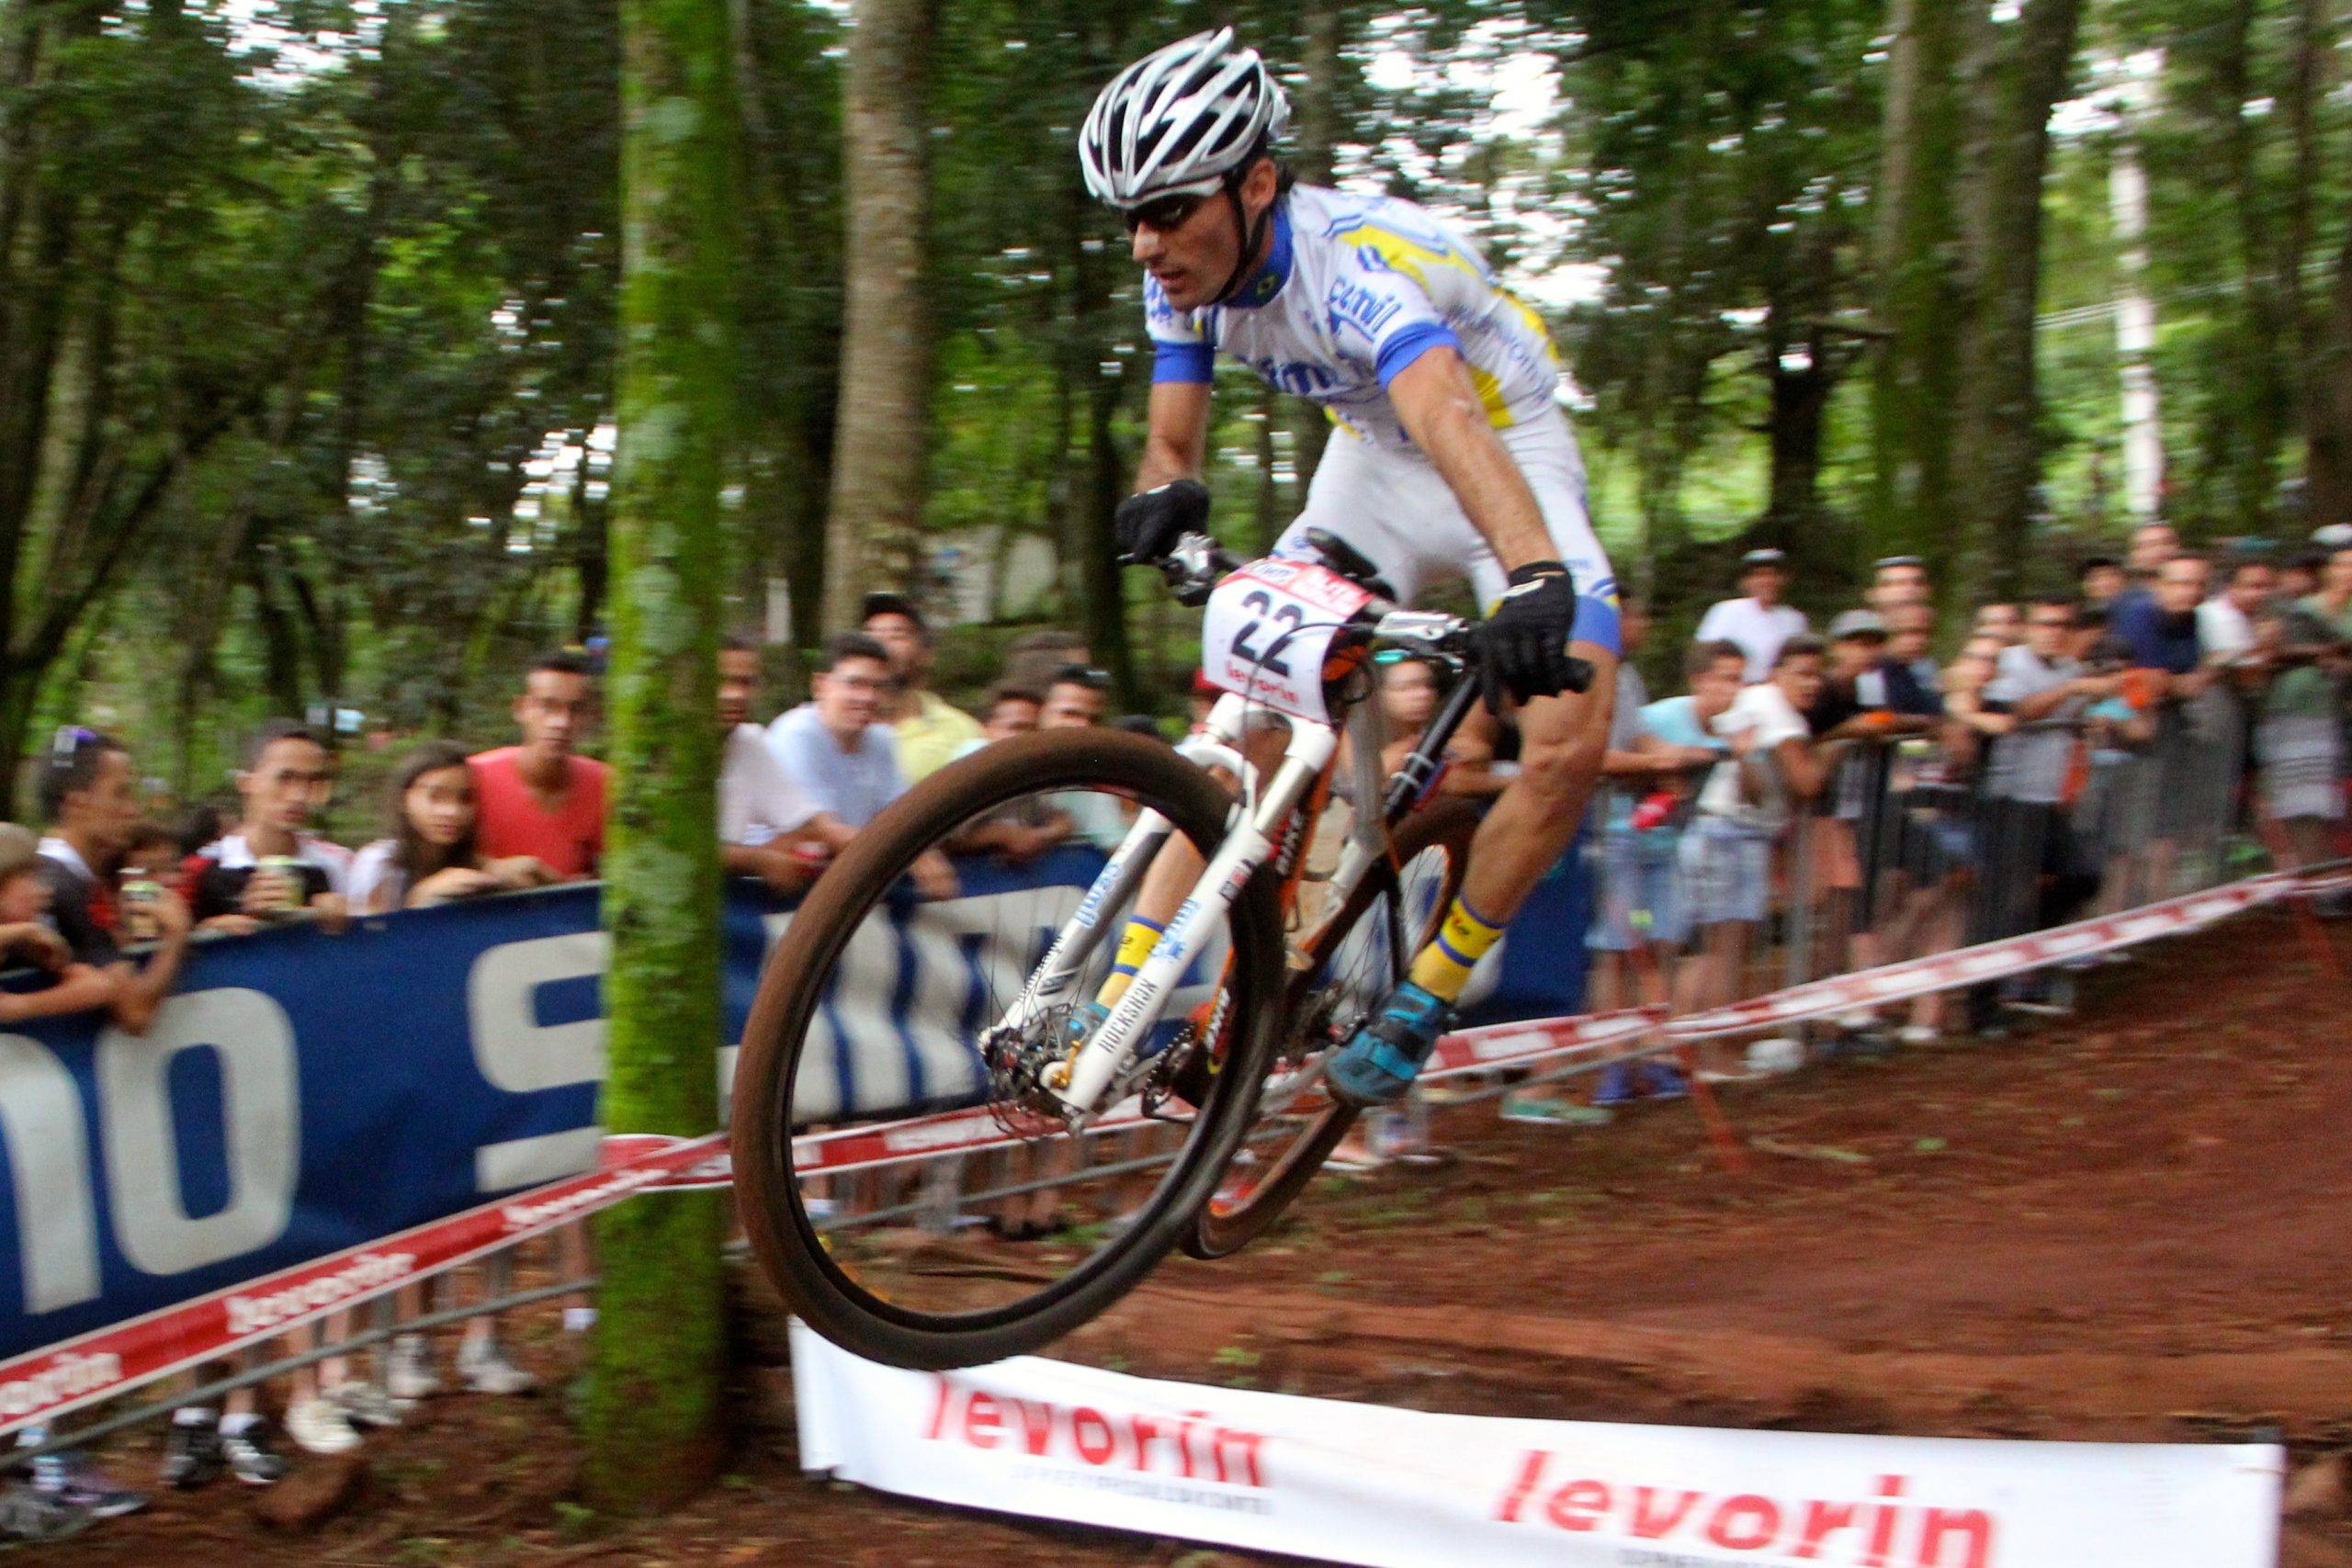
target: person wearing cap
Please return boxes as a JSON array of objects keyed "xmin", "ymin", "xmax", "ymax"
[
  {"xmin": 1696, "ymin": 548, "xmax": 1810, "ymax": 682},
  {"xmin": 1866, "ymin": 555, "xmax": 1929, "ymax": 614},
  {"xmin": 861, "ymin": 590, "xmax": 981, "ymax": 784}
]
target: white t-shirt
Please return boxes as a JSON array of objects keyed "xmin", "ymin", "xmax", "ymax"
[
  {"xmin": 2196, "ymin": 597, "xmax": 2256, "ymax": 663},
  {"xmin": 1697, "ymin": 682, "xmax": 1812, "ymax": 829},
  {"xmin": 346, "ymin": 840, "xmax": 406, "ymax": 913},
  {"xmin": 1694, "ymin": 597, "xmax": 1811, "ymax": 682},
  {"xmin": 721, "ymin": 723, "xmax": 817, "ymax": 847}
]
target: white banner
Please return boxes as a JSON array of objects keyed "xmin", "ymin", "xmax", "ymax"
[{"xmin": 792, "ymin": 1325, "xmax": 2280, "ymax": 1568}]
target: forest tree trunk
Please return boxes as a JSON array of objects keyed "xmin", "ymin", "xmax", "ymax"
[
  {"xmin": 1951, "ymin": 0, "xmax": 2085, "ymax": 600},
  {"xmin": 581, "ymin": 0, "xmax": 738, "ymax": 1512},
  {"xmin": 820, "ymin": 0, "xmax": 933, "ymax": 633},
  {"xmin": 1868, "ymin": 0, "xmax": 1974, "ymax": 571}
]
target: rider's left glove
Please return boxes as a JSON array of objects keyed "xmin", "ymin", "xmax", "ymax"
[
  {"xmin": 1478, "ymin": 560, "xmax": 1592, "ymax": 707},
  {"xmin": 1114, "ymin": 479, "xmax": 1211, "ymax": 566}
]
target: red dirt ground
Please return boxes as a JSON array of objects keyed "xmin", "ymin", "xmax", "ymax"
[{"xmin": 40, "ymin": 909, "xmax": 2352, "ymax": 1566}]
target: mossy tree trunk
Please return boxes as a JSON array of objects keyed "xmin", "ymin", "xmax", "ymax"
[{"xmin": 582, "ymin": 0, "xmax": 738, "ymax": 1514}]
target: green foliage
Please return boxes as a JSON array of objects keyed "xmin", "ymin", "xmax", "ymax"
[{"xmin": 9, "ymin": 0, "xmax": 2352, "ymax": 788}]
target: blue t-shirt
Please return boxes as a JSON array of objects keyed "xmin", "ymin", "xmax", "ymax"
[
  {"xmin": 1640, "ymin": 694, "xmax": 1727, "ymax": 753},
  {"xmin": 2110, "ymin": 591, "xmax": 2201, "ymax": 674},
  {"xmin": 764, "ymin": 705, "xmax": 906, "ymax": 829}
]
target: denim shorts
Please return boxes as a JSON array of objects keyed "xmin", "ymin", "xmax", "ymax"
[
  {"xmin": 1587, "ymin": 827, "xmax": 1690, "ymax": 951},
  {"xmin": 1679, "ymin": 818, "xmax": 1772, "ymax": 927}
]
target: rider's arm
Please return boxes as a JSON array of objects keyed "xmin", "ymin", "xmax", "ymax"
[
  {"xmin": 1386, "ymin": 344, "xmax": 1555, "ymax": 575},
  {"xmin": 1133, "ymin": 381, "xmax": 1212, "ymax": 491}
]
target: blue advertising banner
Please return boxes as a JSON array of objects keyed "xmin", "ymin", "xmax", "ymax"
[{"xmin": 0, "ymin": 845, "xmax": 1584, "ymax": 1360}]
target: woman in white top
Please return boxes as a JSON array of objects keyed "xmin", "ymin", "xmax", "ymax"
[
  {"xmin": 345, "ymin": 742, "xmax": 557, "ymax": 1423},
  {"xmin": 347, "ymin": 742, "xmax": 554, "ymax": 915}
]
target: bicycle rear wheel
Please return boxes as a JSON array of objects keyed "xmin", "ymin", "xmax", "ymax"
[
  {"xmin": 731, "ymin": 728, "xmax": 1283, "ymax": 1371},
  {"xmin": 1182, "ymin": 796, "xmax": 1478, "ymax": 1259}
]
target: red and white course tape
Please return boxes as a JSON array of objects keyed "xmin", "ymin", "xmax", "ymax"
[
  {"xmin": 0, "ymin": 1131, "xmax": 726, "ymax": 1436},
  {"xmin": 6, "ymin": 861, "xmax": 2340, "ymax": 1438}
]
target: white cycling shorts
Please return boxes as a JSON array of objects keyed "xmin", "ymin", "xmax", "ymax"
[{"xmin": 1270, "ymin": 402, "xmax": 1622, "ymax": 654}]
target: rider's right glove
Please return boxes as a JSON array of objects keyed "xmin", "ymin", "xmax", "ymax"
[
  {"xmin": 1477, "ymin": 559, "xmax": 1592, "ymax": 707},
  {"xmin": 1114, "ymin": 479, "xmax": 1211, "ymax": 566}
]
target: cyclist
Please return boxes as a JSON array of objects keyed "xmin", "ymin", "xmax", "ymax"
[{"xmin": 1080, "ymin": 28, "xmax": 1620, "ymax": 1107}]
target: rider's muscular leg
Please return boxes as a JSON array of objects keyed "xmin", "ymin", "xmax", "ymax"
[
  {"xmin": 1457, "ymin": 645, "xmax": 1618, "ymax": 922},
  {"xmin": 1329, "ymin": 648, "xmax": 1615, "ymax": 1109},
  {"xmin": 1402, "ymin": 645, "xmax": 1616, "ymax": 1005}
]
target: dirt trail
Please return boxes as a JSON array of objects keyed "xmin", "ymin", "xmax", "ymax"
[{"xmin": 42, "ymin": 910, "xmax": 2352, "ymax": 1566}]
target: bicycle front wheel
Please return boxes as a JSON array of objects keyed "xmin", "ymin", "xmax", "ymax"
[{"xmin": 731, "ymin": 728, "xmax": 1283, "ymax": 1371}]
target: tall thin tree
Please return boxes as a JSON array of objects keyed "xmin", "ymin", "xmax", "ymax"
[{"xmin": 822, "ymin": 0, "xmax": 934, "ymax": 632}]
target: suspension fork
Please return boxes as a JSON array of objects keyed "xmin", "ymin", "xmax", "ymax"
[{"xmin": 1055, "ymin": 717, "xmax": 1340, "ymax": 1115}]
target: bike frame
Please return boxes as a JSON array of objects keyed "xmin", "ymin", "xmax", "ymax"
[{"xmin": 1008, "ymin": 648, "xmax": 1486, "ymax": 1120}]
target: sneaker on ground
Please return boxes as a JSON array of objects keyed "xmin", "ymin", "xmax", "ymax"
[
  {"xmin": 329, "ymin": 1382, "xmax": 404, "ymax": 1428},
  {"xmin": 0, "ymin": 1482, "xmax": 91, "ymax": 1542},
  {"xmin": 1745, "ymin": 1036, "xmax": 1805, "ymax": 1076},
  {"xmin": 286, "ymin": 1395, "xmax": 362, "ymax": 1456},
  {"xmin": 1637, "ymin": 1059, "xmax": 1690, "ymax": 1100},
  {"xmin": 1897, "ymin": 1023, "xmax": 1940, "ymax": 1046},
  {"xmin": 1328, "ymin": 981, "xmax": 1454, "ymax": 1108},
  {"xmin": 1498, "ymin": 1091, "xmax": 1612, "ymax": 1127},
  {"xmin": 385, "ymin": 1332, "xmax": 440, "ymax": 1401},
  {"xmin": 458, "ymin": 1339, "xmax": 537, "ymax": 1396},
  {"xmin": 26, "ymin": 1441, "xmax": 148, "ymax": 1521},
  {"xmin": 159, "ymin": 1414, "xmax": 223, "ymax": 1490},
  {"xmin": 43, "ymin": 1471, "xmax": 148, "ymax": 1520},
  {"xmin": 219, "ymin": 1422, "xmax": 288, "ymax": 1485},
  {"xmin": 1589, "ymin": 1063, "xmax": 1635, "ymax": 1108}
]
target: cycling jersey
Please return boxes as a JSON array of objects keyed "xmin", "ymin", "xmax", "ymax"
[
  {"xmin": 1144, "ymin": 183, "xmax": 1620, "ymax": 655},
  {"xmin": 1146, "ymin": 184, "xmax": 1563, "ymax": 451}
]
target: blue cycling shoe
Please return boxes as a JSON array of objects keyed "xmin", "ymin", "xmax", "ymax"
[{"xmin": 1328, "ymin": 981, "xmax": 1455, "ymax": 1108}]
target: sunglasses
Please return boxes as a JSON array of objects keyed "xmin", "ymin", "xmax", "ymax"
[{"xmin": 1120, "ymin": 191, "xmax": 1209, "ymax": 234}]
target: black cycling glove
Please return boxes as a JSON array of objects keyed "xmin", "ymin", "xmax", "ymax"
[
  {"xmin": 1114, "ymin": 478, "xmax": 1212, "ymax": 566},
  {"xmin": 1478, "ymin": 560, "xmax": 1592, "ymax": 707}
]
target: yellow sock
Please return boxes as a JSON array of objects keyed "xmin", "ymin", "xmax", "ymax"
[
  {"xmin": 1407, "ymin": 896, "xmax": 1506, "ymax": 1003},
  {"xmin": 1093, "ymin": 916, "xmax": 1166, "ymax": 1010}
]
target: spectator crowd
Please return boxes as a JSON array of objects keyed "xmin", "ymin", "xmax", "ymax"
[
  {"xmin": 0, "ymin": 594, "xmax": 1132, "ymax": 1539},
  {"xmin": 7, "ymin": 530, "xmax": 2351, "ymax": 1537},
  {"xmin": 1478, "ymin": 525, "xmax": 2352, "ymax": 1124}
]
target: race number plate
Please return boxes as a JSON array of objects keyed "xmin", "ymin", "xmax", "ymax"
[{"xmin": 1200, "ymin": 558, "xmax": 1374, "ymax": 725}]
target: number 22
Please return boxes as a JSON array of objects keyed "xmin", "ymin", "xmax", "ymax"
[{"xmin": 1229, "ymin": 589, "xmax": 1303, "ymax": 678}]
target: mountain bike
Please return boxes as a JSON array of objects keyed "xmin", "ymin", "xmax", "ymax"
[{"xmin": 732, "ymin": 530, "xmax": 1555, "ymax": 1371}]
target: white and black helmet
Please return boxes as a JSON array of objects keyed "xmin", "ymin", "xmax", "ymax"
[{"xmin": 1079, "ymin": 28, "xmax": 1291, "ymax": 208}]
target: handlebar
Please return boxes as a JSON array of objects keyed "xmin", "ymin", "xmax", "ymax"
[
  {"xmin": 1156, "ymin": 530, "xmax": 1474, "ymax": 649},
  {"xmin": 1148, "ymin": 530, "xmax": 1593, "ymax": 694}
]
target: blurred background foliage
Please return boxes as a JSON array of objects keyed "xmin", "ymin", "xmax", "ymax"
[{"xmin": 2, "ymin": 0, "xmax": 2346, "ymax": 825}]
